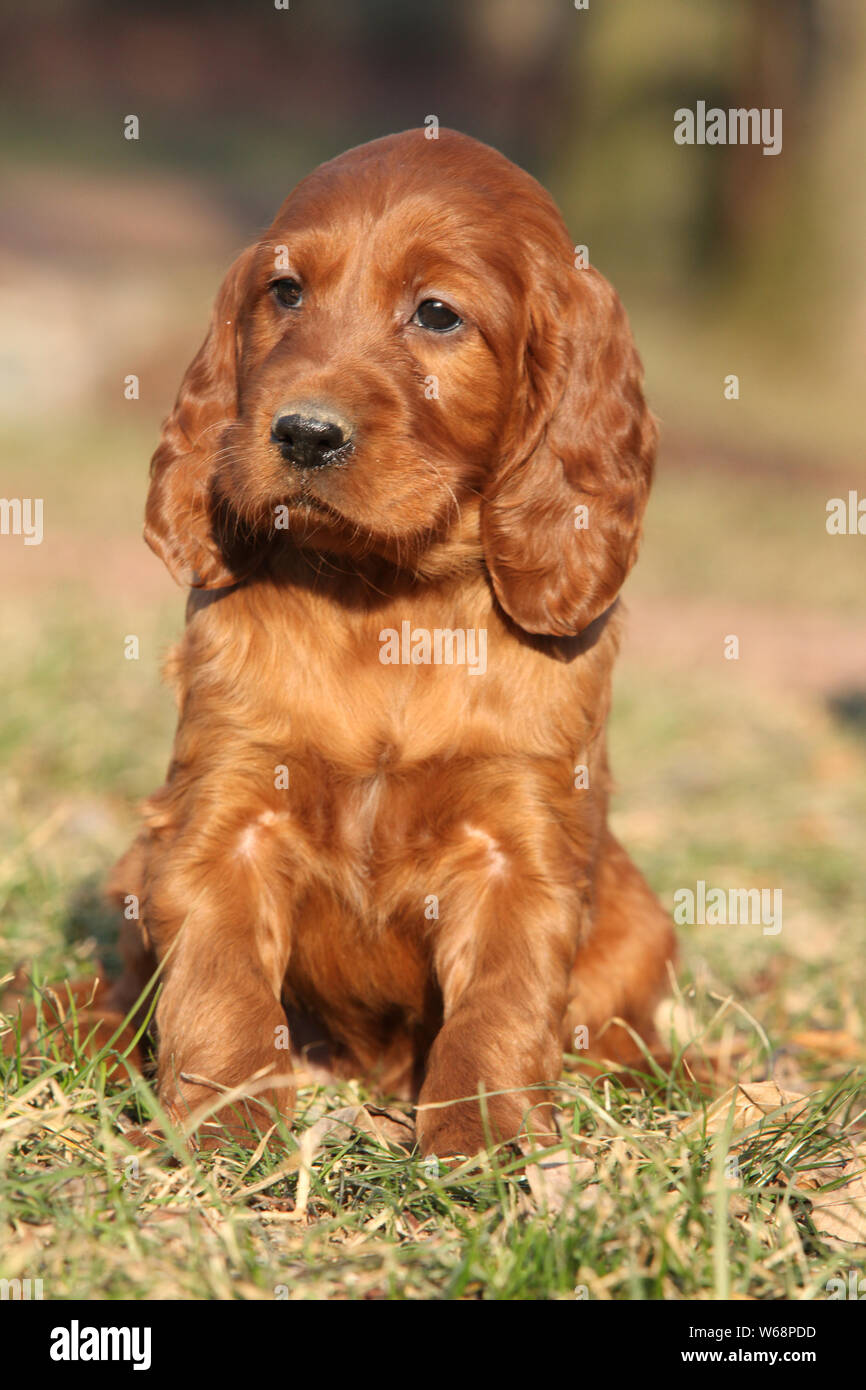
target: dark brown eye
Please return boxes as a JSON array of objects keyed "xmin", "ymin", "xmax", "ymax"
[
  {"xmin": 412, "ymin": 299, "xmax": 462, "ymax": 332},
  {"xmin": 271, "ymin": 278, "xmax": 303, "ymax": 309}
]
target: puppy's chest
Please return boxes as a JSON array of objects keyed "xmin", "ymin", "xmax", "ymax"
[
  {"xmin": 183, "ymin": 584, "xmax": 603, "ymax": 871},
  {"xmin": 192, "ymin": 583, "xmax": 529, "ymax": 767}
]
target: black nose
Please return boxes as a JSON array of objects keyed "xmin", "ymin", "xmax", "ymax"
[{"xmin": 271, "ymin": 411, "xmax": 350, "ymax": 468}]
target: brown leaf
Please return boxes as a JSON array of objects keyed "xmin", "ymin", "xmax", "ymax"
[
  {"xmin": 685, "ymin": 1080, "xmax": 811, "ymax": 1140},
  {"xmin": 362, "ymin": 1104, "xmax": 416, "ymax": 1149},
  {"xmin": 300, "ymin": 1103, "xmax": 414, "ymax": 1166},
  {"xmin": 796, "ymin": 1149, "xmax": 866, "ymax": 1249},
  {"xmin": 524, "ymin": 1153, "xmax": 594, "ymax": 1214}
]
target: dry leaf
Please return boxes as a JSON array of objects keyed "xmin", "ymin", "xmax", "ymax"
[
  {"xmin": 683, "ymin": 1080, "xmax": 811, "ymax": 1140},
  {"xmin": 685, "ymin": 1081, "xmax": 866, "ymax": 1250},
  {"xmin": 523, "ymin": 1153, "xmax": 594, "ymax": 1214},
  {"xmin": 362, "ymin": 1104, "xmax": 416, "ymax": 1149},
  {"xmin": 303, "ymin": 1103, "xmax": 413, "ymax": 1150},
  {"xmin": 795, "ymin": 1149, "xmax": 866, "ymax": 1249}
]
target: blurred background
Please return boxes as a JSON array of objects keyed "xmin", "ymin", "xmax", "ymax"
[{"xmin": 1, "ymin": 0, "xmax": 865, "ymax": 1071}]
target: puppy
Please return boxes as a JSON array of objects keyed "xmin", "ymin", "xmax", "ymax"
[{"xmin": 8, "ymin": 130, "xmax": 675, "ymax": 1158}]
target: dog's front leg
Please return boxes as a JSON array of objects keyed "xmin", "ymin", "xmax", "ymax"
[
  {"xmin": 416, "ymin": 849, "xmax": 576, "ymax": 1159},
  {"xmin": 144, "ymin": 830, "xmax": 294, "ymax": 1147}
]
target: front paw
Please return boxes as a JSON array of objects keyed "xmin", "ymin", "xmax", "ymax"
[
  {"xmin": 416, "ymin": 1109, "xmax": 487, "ymax": 1162},
  {"xmin": 415, "ymin": 1091, "xmax": 526, "ymax": 1160},
  {"xmin": 158, "ymin": 1066, "xmax": 295, "ymax": 1150},
  {"xmin": 416, "ymin": 1088, "xmax": 560, "ymax": 1160}
]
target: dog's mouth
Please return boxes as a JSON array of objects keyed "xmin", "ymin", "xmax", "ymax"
[
  {"xmin": 282, "ymin": 488, "xmax": 349, "ymax": 530},
  {"xmin": 296, "ymin": 487, "xmax": 340, "ymax": 516}
]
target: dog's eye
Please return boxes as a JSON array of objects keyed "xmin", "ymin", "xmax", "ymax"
[
  {"xmin": 412, "ymin": 299, "xmax": 462, "ymax": 332},
  {"xmin": 271, "ymin": 278, "xmax": 303, "ymax": 309}
]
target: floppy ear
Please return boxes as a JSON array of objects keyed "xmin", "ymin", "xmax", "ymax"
[
  {"xmin": 481, "ymin": 266, "xmax": 657, "ymax": 637},
  {"xmin": 144, "ymin": 246, "xmax": 258, "ymax": 588}
]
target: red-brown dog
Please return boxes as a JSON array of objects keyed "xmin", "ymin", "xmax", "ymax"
[{"xmin": 8, "ymin": 129, "xmax": 675, "ymax": 1157}]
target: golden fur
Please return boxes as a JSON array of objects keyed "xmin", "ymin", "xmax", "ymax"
[{"xmin": 6, "ymin": 130, "xmax": 675, "ymax": 1157}]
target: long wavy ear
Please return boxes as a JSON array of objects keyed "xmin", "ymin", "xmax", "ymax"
[
  {"xmin": 481, "ymin": 266, "xmax": 657, "ymax": 637},
  {"xmin": 144, "ymin": 246, "xmax": 258, "ymax": 588}
]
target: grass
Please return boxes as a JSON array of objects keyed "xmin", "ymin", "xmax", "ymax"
[
  {"xmin": 2, "ymin": 1015, "xmax": 863, "ymax": 1300},
  {"xmin": 1, "ymin": 418, "xmax": 865, "ymax": 1300}
]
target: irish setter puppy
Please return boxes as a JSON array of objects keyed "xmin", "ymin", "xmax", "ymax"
[{"xmin": 8, "ymin": 129, "xmax": 675, "ymax": 1157}]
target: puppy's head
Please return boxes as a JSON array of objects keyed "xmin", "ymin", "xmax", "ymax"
[{"xmin": 145, "ymin": 128, "xmax": 656, "ymax": 635}]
